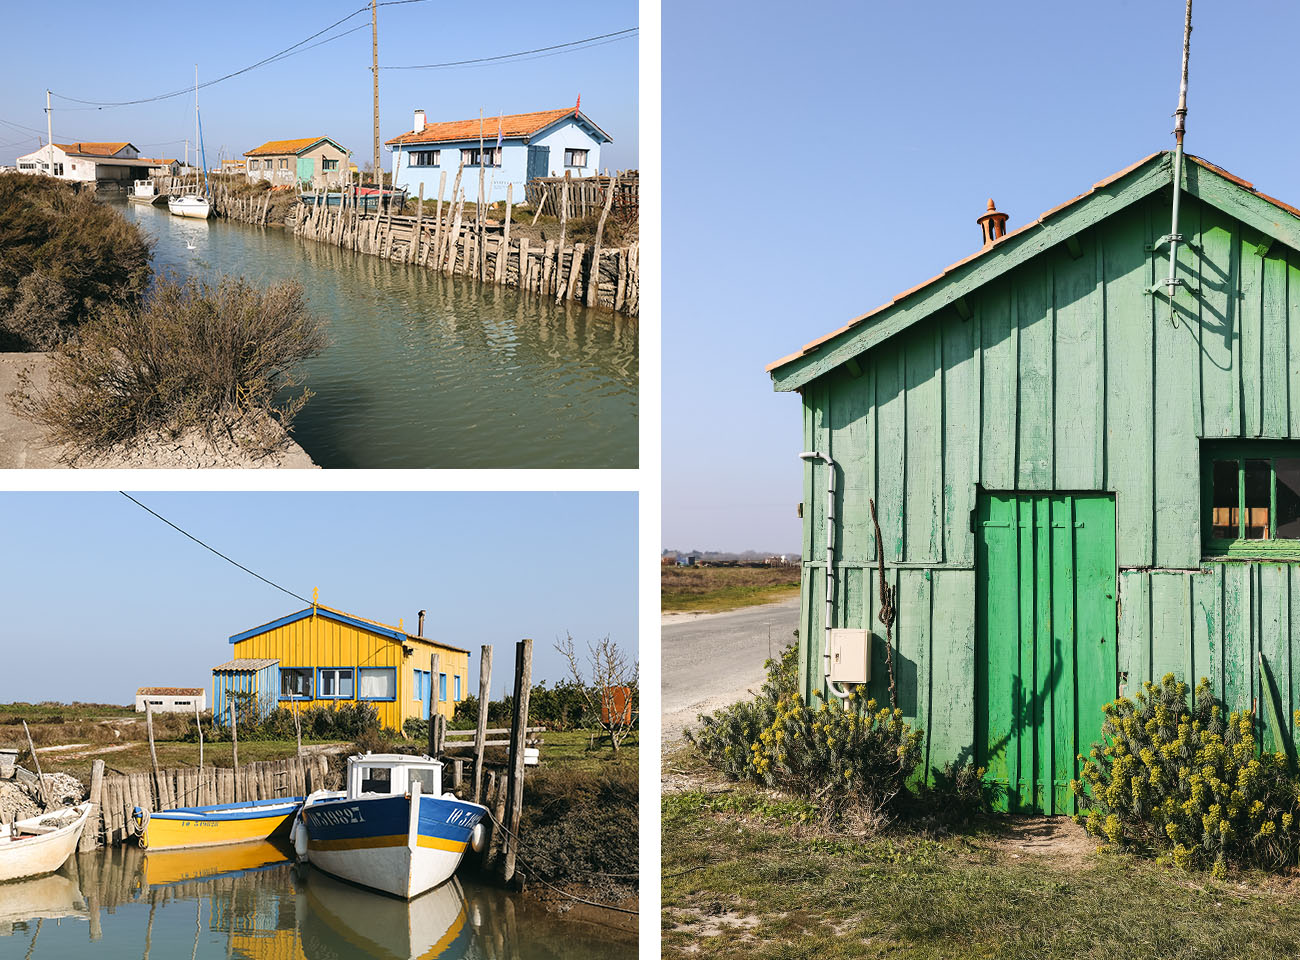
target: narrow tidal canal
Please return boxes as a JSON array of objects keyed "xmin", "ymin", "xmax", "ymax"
[
  {"xmin": 117, "ymin": 202, "xmax": 638, "ymax": 469},
  {"xmin": 1, "ymin": 842, "xmax": 634, "ymax": 958}
]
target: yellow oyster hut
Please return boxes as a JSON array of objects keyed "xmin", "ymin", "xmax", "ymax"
[{"xmin": 213, "ymin": 597, "xmax": 469, "ymax": 731}]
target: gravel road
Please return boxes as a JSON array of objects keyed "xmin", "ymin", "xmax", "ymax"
[{"xmin": 661, "ymin": 597, "xmax": 799, "ymax": 742}]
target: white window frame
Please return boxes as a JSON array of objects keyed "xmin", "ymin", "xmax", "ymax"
[
  {"xmin": 564, "ymin": 148, "xmax": 588, "ymax": 168},
  {"xmin": 318, "ymin": 667, "xmax": 354, "ymax": 699}
]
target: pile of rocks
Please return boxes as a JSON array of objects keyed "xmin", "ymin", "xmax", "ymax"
[{"xmin": 0, "ymin": 768, "xmax": 85, "ymax": 824}]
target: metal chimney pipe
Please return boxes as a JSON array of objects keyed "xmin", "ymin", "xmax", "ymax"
[{"xmin": 418, "ymin": 610, "xmax": 426, "ymax": 637}]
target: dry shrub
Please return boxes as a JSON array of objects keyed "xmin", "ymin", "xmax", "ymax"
[
  {"xmin": 0, "ymin": 173, "xmax": 151, "ymax": 350},
  {"xmin": 15, "ymin": 273, "xmax": 327, "ymax": 451}
]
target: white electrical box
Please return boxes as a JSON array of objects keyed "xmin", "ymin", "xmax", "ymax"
[{"xmin": 828, "ymin": 629, "xmax": 871, "ymax": 685}]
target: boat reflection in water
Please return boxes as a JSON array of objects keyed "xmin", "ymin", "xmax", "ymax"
[{"xmin": 0, "ymin": 838, "xmax": 633, "ymax": 958}]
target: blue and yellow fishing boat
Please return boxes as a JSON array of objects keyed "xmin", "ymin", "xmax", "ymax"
[
  {"xmin": 292, "ymin": 753, "xmax": 487, "ymax": 899},
  {"xmin": 133, "ymin": 796, "xmax": 304, "ymax": 851}
]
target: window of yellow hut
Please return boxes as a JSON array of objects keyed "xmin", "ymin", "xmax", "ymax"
[
  {"xmin": 359, "ymin": 667, "xmax": 396, "ymax": 701},
  {"xmin": 318, "ymin": 667, "xmax": 354, "ymax": 699},
  {"xmin": 279, "ymin": 668, "xmax": 312, "ymax": 699}
]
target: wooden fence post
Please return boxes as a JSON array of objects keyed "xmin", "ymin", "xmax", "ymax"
[
  {"xmin": 586, "ymin": 176, "xmax": 617, "ymax": 306},
  {"xmin": 194, "ymin": 699, "xmax": 203, "ymax": 772},
  {"xmin": 229, "ymin": 702, "xmax": 239, "ymax": 800},
  {"xmin": 22, "ymin": 720, "xmax": 50, "ymax": 811},
  {"xmin": 473, "ymin": 644, "xmax": 493, "ymax": 803},
  {"xmin": 502, "ymin": 638, "xmax": 533, "ymax": 883},
  {"xmin": 145, "ymin": 702, "xmax": 161, "ymax": 798},
  {"xmin": 79, "ymin": 759, "xmax": 105, "ymax": 852},
  {"xmin": 428, "ymin": 653, "xmax": 441, "ymax": 758}
]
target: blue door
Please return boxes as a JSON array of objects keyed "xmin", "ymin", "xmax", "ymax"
[{"xmin": 526, "ymin": 145, "xmax": 549, "ymax": 182}]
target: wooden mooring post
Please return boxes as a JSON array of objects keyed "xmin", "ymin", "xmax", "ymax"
[
  {"xmin": 473, "ymin": 644, "xmax": 493, "ymax": 803},
  {"xmin": 501, "ymin": 638, "xmax": 533, "ymax": 884},
  {"xmin": 78, "ymin": 759, "xmax": 105, "ymax": 852},
  {"xmin": 427, "ymin": 652, "xmax": 441, "ymax": 758},
  {"xmin": 229, "ymin": 702, "xmax": 239, "ymax": 800},
  {"xmin": 22, "ymin": 720, "xmax": 50, "ymax": 811}
]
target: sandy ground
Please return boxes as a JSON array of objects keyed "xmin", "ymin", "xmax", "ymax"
[
  {"xmin": 0, "ymin": 353, "xmax": 318, "ymax": 468},
  {"xmin": 661, "ymin": 597, "xmax": 800, "ymax": 744}
]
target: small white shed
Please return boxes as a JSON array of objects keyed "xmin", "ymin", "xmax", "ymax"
[{"xmin": 135, "ymin": 687, "xmax": 207, "ymax": 714}]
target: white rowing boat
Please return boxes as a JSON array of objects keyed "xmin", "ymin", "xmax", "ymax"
[
  {"xmin": 167, "ymin": 194, "xmax": 212, "ymax": 219},
  {"xmin": 0, "ymin": 804, "xmax": 91, "ymax": 884}
]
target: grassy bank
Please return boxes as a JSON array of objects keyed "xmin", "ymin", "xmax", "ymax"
[
  {"xmin": 662, "ymin": 565, "xmax": 800, "ymax": 614},
  {"xmin": 661, "ymin": 746, "xmax": 1300, "ymax": 960}
]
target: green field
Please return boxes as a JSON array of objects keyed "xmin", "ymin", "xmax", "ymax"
[
  {"xmin": 662, "ymin": 565, "xmax": 800, "ymax": 613},
  {"xmin": 662, "ymin": 745, "xmax": 1300, "ymax": 960}
]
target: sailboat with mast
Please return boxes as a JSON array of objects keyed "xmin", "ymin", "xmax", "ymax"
[{"xmin": 168, "ymin": 65, "xmax": 212, "ymax": 219}]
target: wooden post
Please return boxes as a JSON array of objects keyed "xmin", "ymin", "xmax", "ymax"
[
  {"xmin": 22, "ymin": 720, "xmax": 50, "ymax": 811},
  {"xmin": 194, "ymin": 699, "xmax": 203, "ymax": 772},
  {"xmin": 430, "ymin": 170, "xmax": 447, "ymax": 266},
  {"xmin": 530, "ymin": 186, "xmax": 549, "ymax": 226},
  {"xmin": 293, "ymin": 700, "xmax": 302, "ymax": 758},
  {"xmin": 435, "ymin": 714, "xmax": 446, "ymax": 757},
  {"xmin": 502, "ymin": 638, "xmax": 533, "ymax": 883},
  {"xmin": 229, "ymin": 701, "xmax": 239, "ymax": 800},
  {"xmin": 496, "ymin": 183, "xmax": 513, "ymax": 284},
  {"xmin": 586, "ymin": 176, "xmax": 617, "ymax": 306},
  {"xmin": 428, "ymin": 653, "xmax": 441, "ymax": 758},
  {"xmin": 409, "ymin": 182, "xmax": 425, "ymax": 264},
  {"xmin": 473, "ymin": 644, "xmax": 493, "ymax": 803},
  {"xmin": 78, "ymin": 759, "xmax": 105, "ymax": 852},
  {"xmin": 145, "ymin": 701, "xmax": 161, "ymax": 791},
  {"xmin": 557, "ymin": 177, "xmax": 569, "ymax": 252}
]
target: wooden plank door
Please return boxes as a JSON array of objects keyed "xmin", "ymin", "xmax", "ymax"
[
  {"xmin": 526, "ymin": 145, "xmax": 549, "ymax": 182},
  {"xmin": 975, "ymin": 492, "xmax": 1116, "ymax": 813}
]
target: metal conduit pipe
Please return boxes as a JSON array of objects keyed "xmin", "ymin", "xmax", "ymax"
[
  {"xmin": 1166, "ymin": 0, "xmax": 1192, "ymax": 302},
  {"xmin": 799, "ymin": 451, "xmax": 854, "ymax": 703}
]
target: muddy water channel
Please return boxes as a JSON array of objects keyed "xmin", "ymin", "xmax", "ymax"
[
  {"xmin": 0, "ymin": 842, "xmax": 634, "ymax": 959},
  {"xmin": 117, "ymin": 202, "xmax": 638, "ymax": 468}
]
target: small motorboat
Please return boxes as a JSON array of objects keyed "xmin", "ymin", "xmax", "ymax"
[
  {"xmin": 133, "ymin": 796, "xmax": 303, "ymax": 851},
  {"xmin": 167, "ymin": 193, "xmax": 212, "ymax": 219},
  {"xmin": 128, "ymin": 179, "xmax": 167, "ymax": 205},
  {"xmin": 0, "ymin": 804, "xmax": 92, "ymax": 884},
  {"xmin": 291, "ymin": 753, "xmax": 488, "ymax": 899}
]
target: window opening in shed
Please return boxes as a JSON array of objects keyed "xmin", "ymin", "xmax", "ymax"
[
  {"xmin": 281, "ymin": 668, "xmax": 312, "ymax": 699},
  {"xmin": 1203, "ymin": 442, "xmax": 1300, "ymax": 558}
]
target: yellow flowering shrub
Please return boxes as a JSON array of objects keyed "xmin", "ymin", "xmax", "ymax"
[
  {"xmin": 688, "ymin": 644, "xmax": 923, "ymax": 811},
  {"xmin": 1072, "ymin": 674, "xmax": 1300, "ymax": 874}
]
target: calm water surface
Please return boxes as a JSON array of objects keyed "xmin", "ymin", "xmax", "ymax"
[
  {"xmin": 117, "ymin": 202, "xmax": 638, "ymax": 468},
  {"xmin": 0, "ymin": 842, "xmax": 634, "ymax": 959}
]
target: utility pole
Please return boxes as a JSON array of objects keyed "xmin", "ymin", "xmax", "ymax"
[
  {"xmin": 45, "ymin": 90, "xmax": 53, "ymax": 176},
  {"xmin": 371, "ymin": 0, "xmax": 381, "ymax": 186}
]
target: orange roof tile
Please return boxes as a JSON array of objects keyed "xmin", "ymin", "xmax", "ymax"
[
  {"xmin": 137, "ymin": 687, "xmax": 204, "ymax": 696},
  {"xmin": 386, "ymin": 108, "xmax": 607, "ymax": 146},
  {"xmin": 767, "ymin": 152, "xmax": 1300, "ymax": 376},
  {"xmin": 55, "ymin": 142, "xmax": 132, "ymax": 157},
  {"xmin": 244, "ymin": 137, "xmax": 340, "ymax": 157}
]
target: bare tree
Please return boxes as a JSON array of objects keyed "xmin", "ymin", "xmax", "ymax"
[{"xmin": 555, "ymin": 633, "xmax": 638, "ymax": 753}]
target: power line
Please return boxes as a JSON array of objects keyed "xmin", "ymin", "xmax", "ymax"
[
  {"xmin": 119, "ymin": 492, "xmax": 312, "ymax": 606},
  {"xmin": 382, "ymin": 27, "xmax": 637, "ymax": 70}
]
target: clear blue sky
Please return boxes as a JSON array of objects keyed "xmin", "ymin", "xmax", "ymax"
[
  {"xmin": 0, "ymin": 492, "xmax": 637, "ymax": 704},
  {"xmin": 663, "ymin": 0, "xmax": 1300, "ymax": 553},
  {"xmin": 0, "ymin": 0, "xmax": 638, "ymax": 170}
]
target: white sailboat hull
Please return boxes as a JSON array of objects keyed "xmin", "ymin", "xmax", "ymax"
[
  {"xmin": 0, "ymin": 804, "xmax": 91, "ymax": 884},
  {"xmin": 168, "ymin": 195, "xmax": 211, "ymax": 219}
]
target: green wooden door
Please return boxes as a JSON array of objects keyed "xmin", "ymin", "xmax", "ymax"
[
  {"xmin": 975, "ymin": 492, "xmax": 1116, "ymax": 814},
  {"xmin": 296, "ymin": 157, "xmax": 315, "ymax": 185}
]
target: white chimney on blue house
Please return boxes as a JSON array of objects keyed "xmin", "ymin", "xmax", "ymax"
[{"xmin": 413, "ymin": 109, "xmax": 426, "ymax": 132}]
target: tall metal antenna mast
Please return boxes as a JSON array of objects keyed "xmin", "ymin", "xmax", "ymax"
[
  {"xmin": 371, "ymin": 0, "xmax": 381, "ymax": 186},
  {"xmin": 1154, "ymin": 0, "xmax": 1194, "ymax": 314}
]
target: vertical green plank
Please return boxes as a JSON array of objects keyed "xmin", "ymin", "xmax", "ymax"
[
  {"xmin": 1053, "ymin": 237, "xmax": 1102, "ymax": 488},
  {"xmin": 1017, "ymin": 495, "xmax": 1036, "ymax": 810},
  {"xmin": 1288, "ymin": 256, "xmax": 1300, "ymax": 435},
  {"xmin": 875, "ymin": 341, "xmax": 905, "ymax": 560},
  {"xmin": 1198, "ymin": 209, "xmax": 1239, "ymax": 437},
  {"xmin": 904, "ymin": 326, "xmax": 942, "ymax": 563},
  {"xmin": 1290, "ymin": 567, "xmax": 1300, "ymax": 740},
  {"xmin": 898, "ymin": 570, "xmax": 932, "ymax": 767},
  {"xmin": 1104, "ymin": 202, "xmax": 1156, "ymax": 566},
  {"xmin": 833, "ymin": 366, "xmax": 874, "ymax": 563},
  {"xmin": 1017, "ymin": 263, "xmax": 1054, "ymax": 490},
  {"xmin": 1222, "ymin": 563, "xmax": 1252, "ymax": 713},
  {"xmin": 1117, "ymin": 571, "xmax": 1150, "ymax": 699},
  {"xmin": 1240, "ymin": 232, "xmax": 1264, "ymax": 437},
  {"xmin": 805, "ymin": 560, "xmax": 825, "ymax": 703},
  {"xmin": 802, "ymin": 401, "xmax": 815, "ymax": 565},
  {"xmin": 1190, "ymin": 570, "xmax": 1215, "ymax": 690},
  {"xmin": 1154, "ymin": 198, "xmax": 1202, "ymax": 568},
  {"xmin": 1074, "ymin": 495, "xmax": 1118, "ymax": 808},
  {"xmin": 798, "ymin": 563, "xmax": 812, "ymax": 703},
  {"xmin": 981, "ymin": 280, "xmax": 1016, "ymax": 490},
  {"xmin": 1150, "ymin": 573, "xmax": 1189, "ymax": 683},
  {"xmin": 1033, "ymin": 497, "xmax": 1053, "ymax": 812},
  {"xmin": 1050, "ymin": 496, "xmax": 1075, "ymax": 815},
  {"xmin": 943, "ymin": 308, "xmax": 979, "ymax": 565},
  {"xmin": 1259, "ymin": 564, "xmax": 1287, "ymax": 753},
  {"xmin": 929, "ymin": 569, "xmax": 977, "ymax": 779},
  {"xmin": 1262, "ymin": 255, "xmax": 1289, "ymax": 436}
]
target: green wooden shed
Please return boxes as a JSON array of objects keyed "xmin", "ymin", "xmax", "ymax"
[{"xmin": 769, "ymin": 150, "xmax": 1300, "ymax": 813}]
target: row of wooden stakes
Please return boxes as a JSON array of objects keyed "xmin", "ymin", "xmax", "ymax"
[{"xmin": 293, "ymin": 177, "xmax": 638, "ymax": 316}]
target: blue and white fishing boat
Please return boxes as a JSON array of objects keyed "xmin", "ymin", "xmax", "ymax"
[{"xmin": 291, "ymin": 753, "xmax": 488, "ymax": 899}]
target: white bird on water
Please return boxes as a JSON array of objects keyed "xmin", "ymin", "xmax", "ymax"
[{"xmin": 186, "ymin": 240, "xmax": 196, "ymax": 250}]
